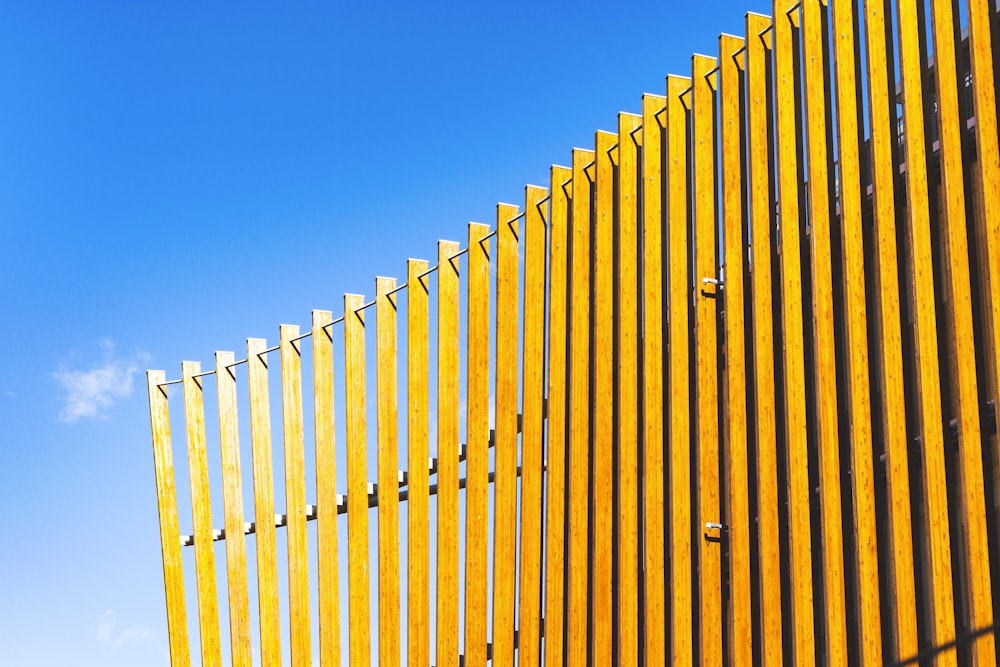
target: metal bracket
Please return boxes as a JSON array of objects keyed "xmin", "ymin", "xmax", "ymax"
[
  {"xmin": 705, "ymin": 522, "xmax": 725, "ymax": 532},
  {"xmin": 700, "ymin": 277, "xmax": 723, "ymax": 299}
]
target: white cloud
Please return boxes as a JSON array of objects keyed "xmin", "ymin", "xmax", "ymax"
[
  {"xmin": 53, "ymin": 339, "xmax": 149, "ymax": 423},
  {"xmin": 96, "ymin": 609, "xmax": 116, "ymax": 642},
  {"xmin": 95, "ymin": 608, "xmax": 156, "ymax": 652}
]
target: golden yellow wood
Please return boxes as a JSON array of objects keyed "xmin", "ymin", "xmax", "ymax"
[
  {"xmin": 146, "ymin": 371, "xmax": 191, "ymax": 667},
  {"xmin": 344, "ymin": 294, "xmax": 372, "ymax": 667},
  {"xmin": 518, "ymin": 185, "xmax": 548, "ymax": 667},
  {"xmin": 214, "ymin": 351, "xmax": 252, "ymax": 667}
]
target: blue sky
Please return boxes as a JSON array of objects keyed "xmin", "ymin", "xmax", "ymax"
[{"xmin": 0, "ymin": 2, "xmax": 771, "ymax": 664}]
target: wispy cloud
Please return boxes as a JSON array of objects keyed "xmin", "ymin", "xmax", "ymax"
[
  {"xmin": 53, "ymin": 339, "xmax": 148, "ymax": 423},
  {"xmin": 95, "ymin": 608, "xmax": 155, "ymax": 652}
]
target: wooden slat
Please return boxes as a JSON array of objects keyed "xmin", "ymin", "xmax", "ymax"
[
  {"xmin": 616, "ymin": 112, "xmax": 641, "ymax": 667},
  {"xmin": 861, "ymin": 0, "xmax": 917, "ymax": 659},
  {"xmin": 665, "ymin": 73, "xmax": 692, "ymax": 666},
  {"xmin": 146, "ymin": 371, "xmax": 191, "ymax": 667},
  {"xmin": 592, "ymin": 130, "xmax": 615, "ymax": 667},
  {"xmin": 543, "ymin": 165, "xmax": 572, "ymax": 667},
  {"xmin": 279, "ymin": 324, "xmax": 311, "ymax": 667},
  {"xmin": 181, "ymin": 361, "xmax": 222, "ymax": 667},
  {"xmin": 640, "ymin": 92, "xmax": 667, "ymax": 667},
  {"xmin": 377, "ymin": 278, "xmax": 401, "ymax": 667},
  {"xmin": 344, "ymin": 294, "xmax": 372, "ymax": 667},
  {"xmin": 895, "ymin": 1, "xmax": 957, "ymax": 659},
  {"xmin": 927, "ymin": 1, "xmax": 995, "ymax": 660},
  {"xmin": 407, "ymin": 260, "xmax": 431, "ymax": 667},
  {"xmin": 438, "ymin": 240, "xmax": 461, "ymax": 667},
  {"xmin": 567, "ymin": 147, "xmax": 594, "ymax": 667},
  {"xmin": 247, "ymin": 338, "xmax": 282, "ymax": 666},
  {"xmin": 718, "ymin": 33, "xmax": 751, "ymax": 667},
  {"xmin": 465, "ymin": 225, "xmax": 491, "ymax": 667},
  {"xmin": 745, "ymin": 13, "xmax": 783, "ymax": 664},
  {"xmin": 518, "ymin": 185, "xmax": 548, "ymax": 667},
  {"xmin": 215, "ymin": 352, "xmax": 252, "ymax": 666}
]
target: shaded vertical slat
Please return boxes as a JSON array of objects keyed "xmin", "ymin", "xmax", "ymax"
[
  {"xmin": 494, "ymin": 206, "xmax": 519, "ymax": 666},
  {"xmin": 519, "ymin": 185, "xmax": 548, "ymax": 667},
  {"xmin": 407, "ymin": 260, "xmax": 431, "ymax": 667},
  {"xmin": 344, "ymin": 294, "xmax": 372, "ymax": 667},
  {"xmin": 640, "ymin": 93, "xmax": 667, "ymax": 667},
  {"xmin": 543, "ymin": 165, "xmax": 572, "ymax": 667},
  {"xmin": 215, "ymin": 351, "xmax": 252, "ymax": 666},
  {"xmin": 182, "ymin": 361, "xmax": 222, "ymax": 667},
  {"xmin": 692, "ymin": 53, "xmax": 721, "ymax": 667},
  {"xmin": 665, "ymin": 73, "xmax": 693, "ymax": 666},
  {"xmin": 567, "ymin": 147, "xmax": 594, "ymax": 667},
  {"xmin": 616, "ymin": 112, "xmax": 641, "ymax": 667},
  {"xmin": 895, "ymin": 1, "xmax": 958, "ymax": 659},
  {"xmin": 718, "ymin": 33, "xmax": 751, "ymax": 666},
  {"xmin": 592, "ymin": 130, "xmax": 616, "ymax": 667},
  {"xmin": 313, "ymin": 310, "xmax": 342, "ymax": 667},
  {"xmin": 928, "ymin": 1, "xmax": 996, "ymax": 659},
  {"xmin": 438, "ymin": 240, "xmax": 461, "ymax": 667},
  {"xmin": 861, "ymin": 0, "xmax": 918, "ymax": 659},
  {"xmin": 247, "ymin": 338, "xmax": 282, "ymax": 666},
  {"xmin": 377, "ymin": 278, "xmax": 401, "ymax": 667},
  {"xmin": 279, "ymin": 325, "xmax": 310, "ymax": 667},
  {"xmin": 466, "ymin": 224, "xmax": 491, "ymax": 667},
  {"xmin": 147, "ymin": 371, "xmax": 191, "ymax": 667},
  {"xmin": 745, "ymin": 13, "xmax": 784, "ymax": 664}
]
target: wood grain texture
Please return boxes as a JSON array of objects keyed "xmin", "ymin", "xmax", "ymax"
[{"xmin": 146, "ymin": 371, "xmax": 191, "ymax": 667}]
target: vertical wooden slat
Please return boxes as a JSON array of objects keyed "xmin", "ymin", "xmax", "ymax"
[
  {"xmin": 592, "ymin": 130, "xmax": 615, "ymax": 667},
  {"xmin": 215, "ymin": 351, "xmax": 252, "ymax": 666},
  {"xmin": 344, "ymin": 294, "xmax": 372, "ymax": 667},
  {"xmin": 861, "ymin": 0, "xmax": 918, "ymax": 659},
  {"xmin": 567, "ymin": 147, "xmax": 594, "ymax": 667},
  {"xmin": 438, "ymin": 240, "xmax": 461, "ymax": 667},
  {"xmin": 928, "ymin": 1, "xmax": 996, "ymax": 660},
  {"xmin": 181, "ymin": 360, "xmax": 222, "ymax": 667},
  {"xmin": 616, "ymin": 112, "xmax": 641, "ymax": 667},
  {"xmin": 466, "ymin": 224, "xmax": 491, "ymax": 667},
  {"xmin": 718, "ymin": 33, "xmax": 751, "ymax": 667},
  {"xmin": 665, "ymin": 73, "xmax": 693, "ymax": 666},
  {"xmin": 279, "ymin": 324, "xmax": 310, "ymax": 667},
  {"xmin": 147, "ymin": 371, "xmax": 191, "ymax": 667},
  {"xmin": 377, "ymin": 278, "xmax": 401, "ymax": 667},
  {"xmin": 519, "ymin": 185, "xmax": 548, "ymax": 667},
  {"xmin": 313, "ymin": 309, "xmax": 342, "ymax": 667},
  {"xmin": 493, "ymin": 205, "xmax": 519, "ymax": 666},
  {"xmin": 247, "ymin": 338, "xmax": 282, "ymax": 666},
  {"xmin": 407, "ymin": 260, "xmax": 431, "ymax": 667},
  {"xmin": 640, "ymin": 92, "xmax": 667, "ymax": 667},
  {"xmin": 543, "ymin": 165, "xmax": 572, "ymax": 667},
  {"xmin": 692, "ymin": 53, "xmax": 721, "ymax": 667},
  {"xmin": 895, "ymin": 1, "xmax": 958, "ymax": 660}
]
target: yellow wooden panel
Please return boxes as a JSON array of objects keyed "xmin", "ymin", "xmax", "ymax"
[
  {"xmin": 860, "ymin": 0, "xmax": 917, "ymax": 658},
  {"xmin": 279, "ymin": 325, "xmax": 311, "ymax": 667},
  {"xmin": 146, "ymin": 371, "xmax": 191, "ymax": 667},
  {"xmin": 665, "ymin": 73, "xmax": 692, "ymax": 666},
  {"xmin": 406, "ymin": 260, "xmax": 431, "ymax": 667},
  {"xmin": 895, "ymin": 2, "xmax": 957, "ymax": 660},
  {"xmin": 928, "ymin": 1, "xmax": 995, "ymax": 659},
  {"xmin": 181, "ymin": 361, "xmax": 222, "ymax": 667},
  {"xmin": 214, "ymin": 352, "xmax": 252, "ymax": 667},
  {"xmin": 465, "ymin": 224, "xmax": 491, "ymax": 667},
  {"xmin": 567, "ymin": 147, "xmax": 594, "ymax": 667},
  {"xmin": 518, "ymin": 184, "xmax": 548, "ymax": 667},
  {"xmin": 376, "ymin": 278, "xmax": 401, "ymax": 667},
  {"xmin": 437, "ymin": 240, "xmax": 461, "ymax": 667},
  {"xmin": 592, "ymin": 129, "xmax": 615, "ymax": 667},
  {"xmin": 640, "ymin": 93, "xmax": 667, "ymax": 667},
  {"xmin": 718, "ymin": 33, "xmax": 751, "ymax": 667},
  {"xmin": 344, "ymin": 295, "xmax": 372, "ymax": 667},
  {"xmin": 543, "ymin": 165, "xmax": 571, "ymax": 667},
  {"xmin": 616, "ymin": 112, "xmax": 641, "ymax": 667},
  {"xmin": 247, "ymin": 338, "xmax": 282, "ymax": 666}
]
